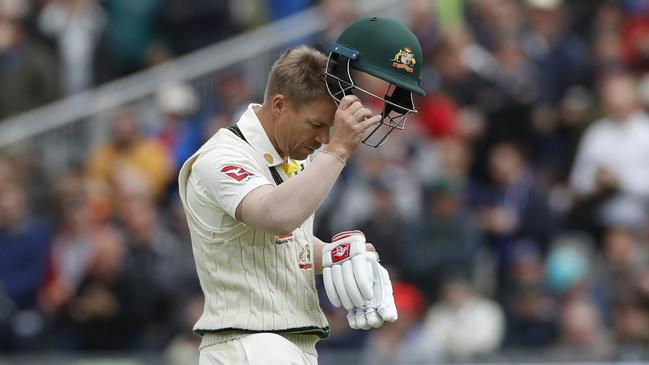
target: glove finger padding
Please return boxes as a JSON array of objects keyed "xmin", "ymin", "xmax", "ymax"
[
  {"xmin": 345, "ymin": 254, "xmax": 391, "ymax": 331},
  {"xmin": 364, "ymin": 307, "xmax": 384, "ymax": 328},
  {"xmin": 322, "ymin": 267, "xmax": 341, "ymax": 308},
  {"xmin": 351, "ymin": 254, "xmax": 373, "ymax": 300},
  {"xmin": 342, "ymin": 260, "xmax": 365, "ymax": 307},
  {"xmin": 332, "ymin": 263, "xmax": 353, "ymax": 309},
  {"xmin": 367, "ymin": 252, "xmax": 398, "ymax": 323},
  {"xmin": 322, "ymin": 230, "xmax": 374, "ymax": 310},
  {"xmin": 355, "ymin": 309, "xmax": 372, "ymax": 330},
  {"xmin": 346, "ymin": 310, "xmax": 359, "ymax": 330}
]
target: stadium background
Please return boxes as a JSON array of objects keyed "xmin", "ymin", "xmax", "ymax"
[{"xmin": 1, "ymin": 0, "xmax": 649, "ymax": 364}]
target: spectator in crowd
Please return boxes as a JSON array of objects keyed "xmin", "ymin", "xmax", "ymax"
[
  {"xmin": 475, "ymin": 142, "xmax": 557, "ymax": 293},
  {"xmin": 0, "ymin": 181, "xmax": 51, "ymax": 351},
  {"xmin": 213, "ymin": 70, "xmax": 255, "ymax": 119},
  {"xmin": 591, "ymin": 1, "xmax": 626, "ymax": 74},
  {"xmin": 402, "ymin": 177, "xmax": 483, "ymax": 302},
  {"xmin": 522, "ymin": 0, "xmax": 591, "ymax": 105},
  {"xmin": 86, "ymin": 106, "xmax": 173, "ymax": 204},
  {"xmin": 612, "ymin": 288, "xmax": 649, "ymax": 356},
  {"xmin": 592, "ymin": 196, "xmax": 649, "ymax": 320},
  {"xmin": 620, "ymin": 0, "xmax": 649, "ymax": 73},
  {"xmin": 552, "ymin": 296, "xmax": 613, "ymax": 360},
  {"xmin": 155, "ymin": 82, "xmax": 204, "ymax": 172},
  {"xmin": 40, "ymin": 172, "xmax": 121, "ymax": 314},
  {"xmin": 0, "ymin": 9, "xmax": 60, "ymax": 119},
  {"xmin": 544, "ymin": 234, "xmax": 592, "ymax": 297},
  {"xmin": 415, "ymin": 91, "xmax": 461, "ymax": 140},
  {"xmin": 431, "ymin": 29, "xmax": 495, "ymax": 112},
  {"xmin": 421, "ymin": 275, "xmax": 505, "ymax": 361},
  {"xmin": 99, "ymin": 0, "xmax": 166, "ymax": 80},
  {"xmin": 38, "ymin": 0, "xmax": 107, "ymax": 95},
  {"xmin": 117, "ymin": 191, "xmax": 195, "ymax": 305},
  {"xmin": 506, "ymin": 285, "xmax": 558, "ymax": 348},
  {"xmin": 54, "ymin": 228, "xmax": 135, "ymax": 350},
  {"xmin": 415, "ymin": 137, "xmax": 474, "ymax": 188},
  {"xmin": 406, "ymin": 0, "xmax": 438, "ymax": 63},
  {"xmin": 325, "ymin": 149, "xmax": 422, "ymax": 236},
  {"xmin": 466, "ymin": 0, "xmax": 525, "ymax": 51},
  {"xmin": 503, "ymin": 241, "xmax": 559, "ymax": 347},
  {"xmin": 357, "ymin": 181, "xmax": 407, "ymax": 274},
  {"xmin": 314, "ymin": 0, "xmax": 355, "ymax": 53},
  {"xmin": 533, "ymin": 86, "xmax": 595, "ymax": 184},
  {"xmin": 570, "ymin": 73, "xmax": 649, "ymax": 198},
  {"xmin": 489, "ymin": 35, "xmax": 540, "ymax": 144},
  {"xmin": 0, "ymin": 180, "xmax": 51, "ymax": 310}
]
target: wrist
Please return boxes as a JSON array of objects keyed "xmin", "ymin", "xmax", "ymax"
[{"xmin": 323, "ymin": 144, "xmax": 351, "ymax": 163}]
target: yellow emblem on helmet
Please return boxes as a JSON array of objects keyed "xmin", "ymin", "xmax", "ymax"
[{"xmin": 390, "ymin": 48, "xmax": 416, "ymax": 73}]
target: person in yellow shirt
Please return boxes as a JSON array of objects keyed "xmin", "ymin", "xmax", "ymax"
[{"xmin": 86, "ymin": 107, "xmax": 173, "ymax": 204}]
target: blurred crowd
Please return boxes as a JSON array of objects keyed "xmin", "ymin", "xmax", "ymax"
[
  {"xmin": 0, "ymin": 0, "xmax": 310, "ymax": 119},
  {"xmin": 2, "ymin": 0, "xmax": 649, "ymax": 363}
]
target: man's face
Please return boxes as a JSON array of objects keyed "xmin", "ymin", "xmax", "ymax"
[
  {"xmin": 602, "ymin": 76, "xmax": 637, "ymax": 120},
  {"xmin": 277, "ymin": 97, "xmax": 337, "ymax": 160},
  {"xmin": 111, "ymin": 110, "xmax": 139, "ymax": 149}
]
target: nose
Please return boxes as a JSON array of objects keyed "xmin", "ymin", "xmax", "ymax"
[{"xmin": 316, "ymin": 127, "xmax": 330, "ymax": 145}]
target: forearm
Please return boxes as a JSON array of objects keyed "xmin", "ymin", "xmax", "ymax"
[{"xmin": 238, "ymin": 151, "xmax": 345, "ymax": 233}]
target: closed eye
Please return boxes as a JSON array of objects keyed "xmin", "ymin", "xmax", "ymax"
[{"xmin": 310, "ymin": 121, "xmax": 326, "ymax": 128}]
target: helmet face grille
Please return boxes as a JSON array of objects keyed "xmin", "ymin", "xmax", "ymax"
[
  {"xmin": 325, "ymin": 52, "xmax": 416, "ymax": 148},
  {"xmin": 361, "ymin": 110, "xmax": 410, "ymax": 147},
  {"xmin": 325, "ymin": 53, "xmax": 355, "ymax": 104}
]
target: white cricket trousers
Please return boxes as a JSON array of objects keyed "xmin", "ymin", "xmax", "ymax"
[{"xmin": 198, "ymin": 333, "xmax": 318, "ymax": 365}]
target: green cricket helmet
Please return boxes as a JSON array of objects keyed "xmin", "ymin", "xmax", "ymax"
[{"xmin": 325, "ymin": 16, "xmax": 426, "ymax": 147}]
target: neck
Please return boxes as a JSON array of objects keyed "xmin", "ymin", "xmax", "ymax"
[
  {"xmin": 611, "ymin": 109, "xmax": 635, "ymax": 123},
  {"xmin": 254, "ymin": 104, "xmax": 287, "ymax": 160}
]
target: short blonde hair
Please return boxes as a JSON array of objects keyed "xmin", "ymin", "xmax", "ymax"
[{"xmin": 264, "ymin": 46, "xmax": 329, "ymax": 108}]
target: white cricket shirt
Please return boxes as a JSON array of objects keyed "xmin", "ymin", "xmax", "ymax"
[
  {"xmin": 570, "ymin": 111, "xmax": 649, "ymax": 197},
  {"xmin": 178, "ymin": 103, "xmax": 329, "ymax": 339}
]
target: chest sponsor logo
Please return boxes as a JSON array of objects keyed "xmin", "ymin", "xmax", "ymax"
[
  {"xmin": 331, "ymin": 243, "xmax": 350, "ymax": 263},
  {"xmin": 220, "ymin": 165, "xmax": 255, "ymax": 182},
  {"xmin": 274, "ymin": 232, "xmax": 294, "ymax": 245}
]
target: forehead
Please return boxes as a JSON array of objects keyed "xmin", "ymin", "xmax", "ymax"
[
  {"xmin": 351, "ymin": 69, "xmax": 391, "ymax": 92},
  {"xmin": 294, "ymin": 97, "xmax": 336, "ymax": 124}
]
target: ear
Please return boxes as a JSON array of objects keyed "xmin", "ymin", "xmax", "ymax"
[{"xmin": 271, "ymin": 94, "xmax": 287, "ymax": 117}]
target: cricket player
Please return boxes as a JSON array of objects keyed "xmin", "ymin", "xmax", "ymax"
[{"xmin": 178, "ymin": 17, "xmax": 425, "ymax": 364}]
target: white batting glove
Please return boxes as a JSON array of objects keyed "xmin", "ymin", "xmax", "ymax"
[
  {"xmin": 345, "ymin": 252, "xmax": 398, "ymax": 330},
  {"xmin": 367, "ymin": 251, "xmax": 398, "ymax": 323},
  {"xmin": 322, "ymin": 230, "xmax": 374, "ymax": 310}
]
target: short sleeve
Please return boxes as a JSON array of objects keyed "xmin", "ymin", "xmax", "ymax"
[{"xmin": 191, "ymin": 145, "xmax": 272, "ymax": 219}]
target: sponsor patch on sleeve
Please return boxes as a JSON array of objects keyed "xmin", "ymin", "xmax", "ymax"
[{"xmin": 219, "ymin": 165, "xmax": 255, "ymax": 182}]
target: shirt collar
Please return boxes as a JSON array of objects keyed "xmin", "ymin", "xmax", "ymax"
[{"xmin": 237, "ymin": 103, "xmax": 284, "ymax": 167}]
